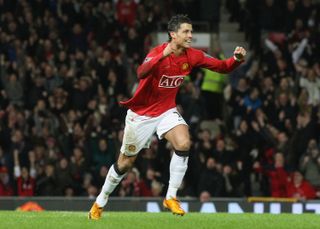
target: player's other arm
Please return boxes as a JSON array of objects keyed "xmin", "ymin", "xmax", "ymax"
[
  {"xmin": 137, "ymin": 43, "xmax": 174, "ymax": 79},
  {"xmin": 197, "ymin": 46, "xmax": 247, "ymax": 73},
  {"xmin": 137, "ymin": 51, "xmax": 163, "ymax": 79}
]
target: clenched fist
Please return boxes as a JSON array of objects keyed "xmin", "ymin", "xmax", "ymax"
[{"xmin": 233, "ymin": 46, "xmax": 247, "ymax": 61}]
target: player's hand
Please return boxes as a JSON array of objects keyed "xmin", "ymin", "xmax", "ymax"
[
  {"xmin": 163, "ymin": 43, "xmax": 176, "ymax": 57},
  {"xmin": 233, "ymin": 46, "xmax": 246, "ymax": 61}
]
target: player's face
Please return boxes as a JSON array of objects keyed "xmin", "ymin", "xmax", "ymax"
[{"xmin": 172, "ymin": 23, "xmax": 193, "ymax": 48}]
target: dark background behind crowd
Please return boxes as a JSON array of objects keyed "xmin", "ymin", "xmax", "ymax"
[{"xmin": 0, "ymin": 0, "xmax": 320, "ymax": 202}]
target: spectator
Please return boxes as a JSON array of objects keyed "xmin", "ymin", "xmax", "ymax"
[
  {"xmin": 91, "ymin": 138, "xmax": 116, "ymax": 172},
  {"xmin": 13, "ymin": 149, "xmax": 36, "ymax": 196},
  {"xmin": 296, "ymin": 0, "xmax": 313, "ymax": 27},
  {"xmin": 115, "ymin": 0, "xmax": 138, "ymax": 28},
  {"xmin": 273, "ymin": 92, "xmax": 298, "ymax": 132},
  {"xmin": 0, "ymin": 166, "xmax": 13, "ymax": 196},
  {"xmin": 119, "ymin": 168, "xmax": 140, "ymax": 197},
  {"xmin": 55, "ymin": 157, "xmax": 74, "ymax": 195},
  {"xmin": 234, "ymin": 119, "xmax": 258, "ymax": 196},
  {"xmin": 286, "ymin": 171, "xmax": 316, "ymax": 200},
  {"xmin": 43, "ymin": 64, "xmax": 62, "ymax": 94},
  {"xmin": 259, "ymin": 0, "xmax": 281, "ymax": 32},
  {"xmin": 81, "ymin": 172, "xmax": 95, "ymax": 196},
  {"xmin": 194, "ymin": 129, "xmax": 214, "ymax": 164},
  {"xmin": 125, "ymin": 27, "xmax": 143, "ymax": 60},
  {"xmin": 283, "ymin": 0, "xmax": 298, "ymax": 33},
  {"xmin": 260, "ymin": 76, "xmax": 276, "ymax": 119},
  {"xmin": 228, "ymin": 78, "xmax": 249, "ymax": 129},
  {"xmin": 25, "ymin": 76, "xmax": 47, "ymax": 110},
  {"xmin": 222, "ymin": 165, "xmax": 244, "ymax": 197},
  {"xmin": 243, "ymin": 87, "xmax": 262, "ymax": 121},
  {"xmin": 199, "ymin": 190, "xmax": 211, "ymax": 202},
  {"xmin": 212, "ymin": 138, "xmax": 236, "ymax": 169},
  {"xmin": 299, "ymin": 139, "xmax": 320, "ymax": 189},
  {"xmin": 70, "ymin": 147, "xmax": 88, "ymax": 189},
  {"xmin": 94, "ymin": 165, "xmax": 109, "ymax": 188},
  {"xmin": 265, "ymin": 152, "xmax": 290, "ymax": 197},
  {"xmin": 200, "ymin": 49, "xmax": 227, "ymax": 120},
  {"xmin": 299, "ymin": 68, "xmax": 320, "ymax": 107},
  {"xmin": 289, "ymin": 111, "xmax": 317, "ymax": 168},
  {"xmin": 87, "ymin": 185, "xmax": 98, "ymax": 199},
  {"xmin": 151, "ymin": 180, "xmax": 164, "ymax": 197},
  {"xmin": 64, "ymin": 186, "xmax": 75, "ymax": 197},
  {"xmin": 71, "ymin": 77, "xmax": 94, "ymax": 112},
  {"xmin": 36, "ymin": 164, "xmax": 57, "ymax": 196},
  {"xmin": 4, "ymin": 73, "xmax": 24, "ymax": 107},
  {"xmin": 198, "ymin": 157, "xmax": 225, "ymax": 197},
  {"xmin": 275, "ymin": 132, "xmax": 291, "ymax": 165}
]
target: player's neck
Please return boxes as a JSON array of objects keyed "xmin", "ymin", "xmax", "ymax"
[{"xmin": 169, "ymin": 42, "xmax": 186, "ymax": 56}]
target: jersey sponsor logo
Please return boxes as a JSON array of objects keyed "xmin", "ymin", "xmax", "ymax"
[{"xmin": 159, "ymin": 75, "xmax": 185, "ymax": 88}]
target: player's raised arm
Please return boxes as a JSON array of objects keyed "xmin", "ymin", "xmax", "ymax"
[
  {"xmin": 137, "ymin": 52, "xmax": 163, "ymax": 79},
  {"xmin": 196, "ymin": 46, "xmax": 246, "ymax": 73},
  {"xmin": 137, "ymin": 44, "xmax": 175, "ymax": 79}
]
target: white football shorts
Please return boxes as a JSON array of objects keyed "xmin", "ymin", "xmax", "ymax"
[{"xmin": 120, "ymin": 107, "xmax": 188, "ymax": 156}]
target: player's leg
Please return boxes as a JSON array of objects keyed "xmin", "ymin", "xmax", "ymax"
[
  {"xmin": 162, "ymin": 124, "xmax": 190, "ymax": 215},
  {"xmin": 89, "ymin": 109, "xmax": 157, "ymax": 219},
  {"xmin": 97, "ymin": 153, "xmax": 138, "ymax": 206},
  {"xmin": 96, "ymin": 153, "xmax": 138, "ymax": 206},
  {"xmin": 89, "ymin": 153, "xmax": 137, "ymax": 220},
  {"xmin": 156, "ymin": 108, "xmax": 190, "ymax": 215}
]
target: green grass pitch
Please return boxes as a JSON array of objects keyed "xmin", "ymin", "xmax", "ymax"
[{"xmin": 0, "ymin": 211, "xmax": 320, "ymax": 229}]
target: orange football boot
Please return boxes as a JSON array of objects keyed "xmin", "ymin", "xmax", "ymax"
[
  {"xmin": 163, "ymin": 198, "xmax": 185, "ymax": 216},
  {"xmin": 88, "ymin": 202, "xmax": 103, "ymax": 220}
]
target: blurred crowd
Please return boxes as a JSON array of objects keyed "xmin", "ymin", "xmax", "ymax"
[{"xmin": 0, "ymin": 0, "xmax": 320, "ymax": 202}]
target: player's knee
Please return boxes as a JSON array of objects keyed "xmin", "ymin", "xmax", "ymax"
[
  {"xmin": 116, "ymin": 152, "xmax": 137, "ymax": 174},
  {"xmin": 116, "ymin": 158, "xmax": 135, "ymax": 174},
  {"xmin": 118, "ymin": 162, "xmax": 133, "ymax": 173},
  {"xmin": 175, "ymin": 138, "xmax": 191, "ymax": 151}
]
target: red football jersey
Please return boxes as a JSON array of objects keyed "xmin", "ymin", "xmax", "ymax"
[{"xmin": 120, "ymin": 43, "xmax": 242, "ymax": 116}]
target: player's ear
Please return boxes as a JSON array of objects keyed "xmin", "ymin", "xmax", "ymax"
[{"xmin": 170, "ymin": 31, "xmax": 176, "ymax": 40}]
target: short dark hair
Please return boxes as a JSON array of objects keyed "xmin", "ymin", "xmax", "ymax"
[{"xmin": 167, "ymin": 14, "xmax": 192, "ymax": 41}]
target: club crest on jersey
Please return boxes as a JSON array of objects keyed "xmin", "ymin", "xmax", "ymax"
[
  {"xmin": 159, "ymin": 75, "xmax": 185, "ymax": 88},
  {"xmin": 181, "ymin": 63, "xmax": 189, "ymax": 71},
  {"xmin": 126, "ymin": 144, "xmax": 136, "ymax": 152}
]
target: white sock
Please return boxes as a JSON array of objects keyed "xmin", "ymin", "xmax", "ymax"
[
  {"xmin": 166, "ymin": 152, "xmax": 189, "ymax": 199},
  {"xmin": 96, "ymin": 164, "xmax": 126, "ymax": 207}
]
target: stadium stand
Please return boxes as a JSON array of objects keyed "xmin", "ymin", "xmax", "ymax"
[{"xmin": 0, "ymin": 0, "xmax": 319, "ymax": 201}]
